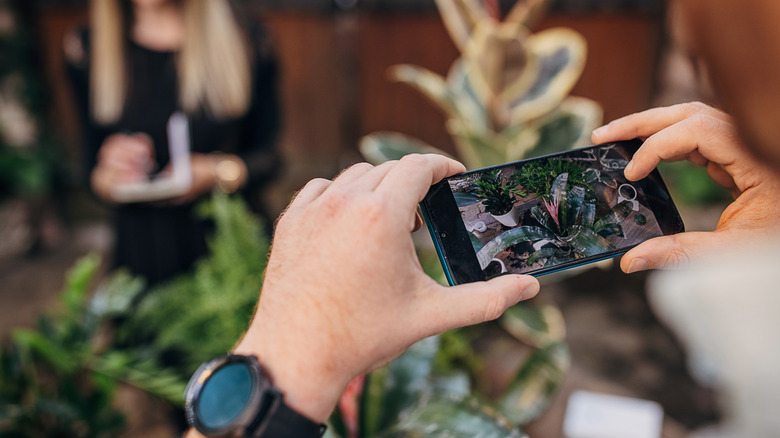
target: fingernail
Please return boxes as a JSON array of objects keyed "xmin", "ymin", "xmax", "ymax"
[
  {"xmin": 624, "ymin": 160, "xmax": 634, "ymax": 177},
  {"xmin": 520, "ymin": 281, "xmax": 540, "ymax": 301},
  {"xmin": 592, "ymin": 125, "xmax": 608, "ymax": 140},
  {"xmin": 627, "ymin": 258, "xmax": 649, "ymax": 273}
]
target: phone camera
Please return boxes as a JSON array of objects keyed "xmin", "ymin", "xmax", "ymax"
[{"xmin": 440, "ymin": 232, "xmax": 448, "ymax": 238}]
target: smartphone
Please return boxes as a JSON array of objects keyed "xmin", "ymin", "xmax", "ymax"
[{"xmin": 421, "ymin": 139, "xmax": 684, "ymax": 285}]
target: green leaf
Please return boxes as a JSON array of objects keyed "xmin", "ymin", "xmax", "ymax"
[
  {"xmin": 504, "ymin": 28, "xmax": 587, "ymax": 124},
  {"xmin": 452, "ymin": 191, "xmax": 481, "ymax": 208},
  {"xmin": 594, "ymin": 200, "xmax": 633, "ymax": 230},
  {"xmin": 61, "ymin": 254, "xmax": 100, "ymax": 315},
  {"xmin": 499, "ymin": 304, "xmax": 566, "ymax": 348},
  {"xmin": 469, "ymin": 231, "xmax": 484, "ymax": 253},
  {"xmin": 91, "ymin": 352, "xmax": 187, "ymax": 405},
  {"xmin": 434, "ymin": 0, "xmax": 488, "ymax": 52},
  {"xmin": 496, "ymin": 341, "xmax": 570, "ymax": 425},
  {"xmin": 390, "ymin": 65, "xmax": 461, "ymax": 121},
  {"xmin": 564, "ymin": 186, "xmax": 585, "ymax": 229},
  {"xmin": 380, "ymin": 392, "xmax": 526, "ymax": 438},
  {"xmin": 446, "ymin": 60, "xmax": 489, "ymax": 134},
  {"xmin": 359, "ymin": 132, "xmax": 450, "ymax": 166},
  {"xmin": 11, "ymin": 329, "xmax": 81, "ymax": 373},
  {"xmin": 525, "ymin": 246, "xmax": 564, "ymax": 267},
  {"xmin": 372, "ymin": 336, "xmax": 440, "ymax": 433},
  {"xmin": 476, "ymin": 226, "xmax": 553, "ymax": 269},
  {"xmin": 567, "ymin": 226, "xmax": 614, "ymax": 256}
]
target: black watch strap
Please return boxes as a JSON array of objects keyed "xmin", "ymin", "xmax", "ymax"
[{"xmin": 252, "ymin": 390, "xmax": 326, "ymax": 438}]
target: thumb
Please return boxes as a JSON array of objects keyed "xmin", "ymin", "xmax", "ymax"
[
  {"xmin": 620, "ymin": 231, "xmax": 727, "ymax": 273},
  {"xmin": 420, "ymin": 275, "xmax": 540, "ymax": 336}
]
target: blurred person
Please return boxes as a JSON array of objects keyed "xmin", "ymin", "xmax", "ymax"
[
  {"xmin": 179, "ymin": 1, "xmax": 780, "ymax": 437},
  {"xmin": 65, "ymin": 0, "xmax": 280, "ymax": 286}
]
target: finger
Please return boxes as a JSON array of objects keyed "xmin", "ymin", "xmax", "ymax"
[
  {"xmin": 625, "ymin": 114, "xmax": 742, "ymax": 181},
  {"xmin": 375, "ymin": 154, "xmax": 466, "ymax": 213},
  {"xmin": 328, "ymin": 162, "xmax": 375, "ymax": 190},
  {"xmin": 419, "ymin": 275, "xmax": 540, "ymax": 336},
  {"xmin": 592, "ymin": 102, "xmax": 731, "ymax": 144},
  {"xmin": 290, "ymin": 178, "xmax": 332, "ymax": 208},
  {"xmin": 132, "ymin": 132, "xmax": 154, "ymax": 150},
  {"xmin": 620, "ymin": 231, "xmax": 726, "ymax": 273},
  {"xmin": 412, "ymin": 209, "xmax": 424, "ymax": 232},
  {"xmin": 353, "ymin": 160, "xmax": 398, "ymax": 190},
  {"xmin": 707, "ymin": 162, "xmax": 738, "ymax": 191}
]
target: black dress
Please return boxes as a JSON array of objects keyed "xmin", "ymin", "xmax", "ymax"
[{"xmin": 66, "ymin": 25, "xmax": 281, "ymax": 287}]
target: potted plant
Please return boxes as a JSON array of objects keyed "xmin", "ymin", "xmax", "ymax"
[
  {"xmin": 360, "ymin": 0, "xmax": 602, "ymax": 169},
  {"xmin": 472, "ymin": 169, "xmax": 522, "ymax": 227}
]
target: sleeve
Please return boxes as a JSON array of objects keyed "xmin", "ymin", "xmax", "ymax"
[
  {"xmin": 63, "ymin": 28, "xmax": 110, "ymax": 191},
  {"xmin": 236, "ymin": 24, "xmax": 283, "ymax": 191}
]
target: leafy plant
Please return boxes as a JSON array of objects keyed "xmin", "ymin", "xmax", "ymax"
[
  {"xmin": 360, "ymin": 0, "xmax": 602, "ymax": 169},
  {"xmin": 512, "ymin": 157, "xmax": 601, "ymax": 201},
  {"xmin": 476, "ymin": 172, "xmax": 632, "ymax": 270},
  {"xmin": 114, "ymin": 192, "xmax": 268, "ymax": 378},
  {"xmin": 472, "ymin": 169, "xmax": 523, "ymax": 216},
  {"xmin": 0, "ymin": 255, "xmax": 127, "ymax": 438},
  {"xmin": 0, "ymin": 193, "xmax": 269, "ymax": 436},
  {"xmin": 326, "ymin": 303, "xmax": 569, "ymax": 438}
]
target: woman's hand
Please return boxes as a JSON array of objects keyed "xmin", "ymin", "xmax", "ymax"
[
  {"xmin": 168, "ymin": 153, "xmax": 248, "ymax": 204},
  {"xmin": 592, "ymin": 102, "xmax": 780, "ymax": 273},
  {"xmin": 234, "ymin": 154, "xmax": 540, "ymax": 423},
  {"xmin": 91, "ymin": 133, "xmax": 154, "ymax": 202}
]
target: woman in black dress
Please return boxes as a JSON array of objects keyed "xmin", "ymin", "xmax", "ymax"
[{"xmin": 65, "ymin": 0, "xmax": 280, "ymax": 286}]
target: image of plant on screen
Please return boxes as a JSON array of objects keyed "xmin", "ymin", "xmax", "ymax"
[{"xmin": 451, "ymin": 146, "xmax": 663, "ymax": 277}]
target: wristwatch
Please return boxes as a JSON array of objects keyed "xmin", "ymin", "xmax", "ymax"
[
  {"xmin": 184, "ymin": 354, "xmax": 325, "ymax": 437},
  {"xmin": 214, "ymin": 155, "xmax": 243, "ymax": 194}
]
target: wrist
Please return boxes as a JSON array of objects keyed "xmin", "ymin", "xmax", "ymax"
[
  {"xmin": 211, "ymin": 153, "xmax": 247, "ymax": 194},
  {"xmin": 234, "ymin": 325, "xmax": 348, "ymax": 424},
  {"xmin": 90, "ymin": 168, "xmax": 117, "ymax": 203}
]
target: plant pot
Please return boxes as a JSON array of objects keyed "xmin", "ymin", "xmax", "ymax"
[{"xmin": 492, "ymin": 207, "xmax": 520, "ymax": 227}]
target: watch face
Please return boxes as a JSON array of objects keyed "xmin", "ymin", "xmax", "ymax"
[
  {"xmin": 197, "ymin": 363, "xmax": 254, "ymax": 429},
  {"xmin": 185, "ymin": 354, "xmax": 268, "ymax": 436}
]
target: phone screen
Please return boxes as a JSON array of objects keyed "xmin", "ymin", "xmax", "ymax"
[{"xmin": 421, "ymin": 140, "xmax": 684, "ymax": 284}]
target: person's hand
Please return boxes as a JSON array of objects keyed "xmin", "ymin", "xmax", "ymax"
[
  {"xmin": 167, "ymin": 153, "xmax": 247, "ymax": 204},
  {"xmin": 592, "ymin": 102, "xmax": 780, "ymax": 273},
  {"xmin": 234, "ymin": 154, "xmax": 540, "ymax": 423},
  {"xmin": 91, "ymin": 133, "xmax": 154, "ymax": 202}
]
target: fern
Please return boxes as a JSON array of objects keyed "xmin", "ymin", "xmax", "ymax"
[{"xmin": 115, "ymin": 192, "xmax": 269, "ymax": 377}]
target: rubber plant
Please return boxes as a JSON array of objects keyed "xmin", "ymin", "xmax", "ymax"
[
  {"xmin": 360, "ymin": 0, "xmax": 602, "ymax": 169},
  {"xmin": 351, "ymin": 2, "xmax": 588, "ymax": 435},
  {"xmin": 326, "ymin": 306, "xmax": 568, "ymax": 438}
]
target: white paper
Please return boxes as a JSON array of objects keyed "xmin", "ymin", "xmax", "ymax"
[
  {"xmin": 563, "ymin": 390, "xmax": 663, "ymax": 438},
  {"xmin": 112, "ymin": 112, "xmax": 192, "ymax": 203}
]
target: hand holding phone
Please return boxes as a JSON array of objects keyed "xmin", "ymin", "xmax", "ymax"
[
  {"xmin": 422, "ymin": 139, "xmax": 685, "ymax": 284},
  {"xmin": 592, "ymin": 103, "xmax": 780, "ymax": 273}
]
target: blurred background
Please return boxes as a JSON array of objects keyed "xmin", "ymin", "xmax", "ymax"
[{"xmin": 0, "ymin": 0, "xmax": 732, "ymax": 437}]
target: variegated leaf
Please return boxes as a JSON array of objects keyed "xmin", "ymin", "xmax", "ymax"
[
  {"xmin": 496, "ymin": 341, "xmax": 570, "ymax": 425},
  {"xmin": 505, "ymin": 28, "xmax": 587, "ymax": 124},
  {"xmin": 380, "ymin": 392, "xmax": 526, "ymax": 438},
  {"xmin": 359, "ymin": 132, "xmax": 451, "ymax": 165},
  {"xmin": 476, "ymin": 226, "xmax": 553, "ymax": 269},
  {"xmin": 434, "ymin": 0, "xmax": 489, "ymax": 53},
  {"xmin": 505, "ymin": 0, "xmax": 552, "ymax": 26},
  {"xmin": 499, "ymin": 304, "xmax": 566, "ymax": 348},
  {"xmin": 463, "ymin": 19, "xmax": 537, "ymax": 113},
  {"xmin": 390, "ymin": 64, "xmax": 461, "ymax": 121}
]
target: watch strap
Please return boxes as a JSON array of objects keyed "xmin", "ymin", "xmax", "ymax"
[{"xmin": 252, "ymin": 389, "xmax": 326, "ymax": 438}]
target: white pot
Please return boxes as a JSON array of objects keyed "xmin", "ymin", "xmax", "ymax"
[{"xmin": 492, "ymin": 207, "xmax": 520, "ymax": 227}]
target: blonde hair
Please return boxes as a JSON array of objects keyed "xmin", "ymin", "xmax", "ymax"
[{"xmin": 90, "ymin": 0, "xmax": 251, "ymax": 124}]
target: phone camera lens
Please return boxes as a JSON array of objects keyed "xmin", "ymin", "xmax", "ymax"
[{"xmin": 440, "ymin": 232, "xmax": 448, "ymax": 238}]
